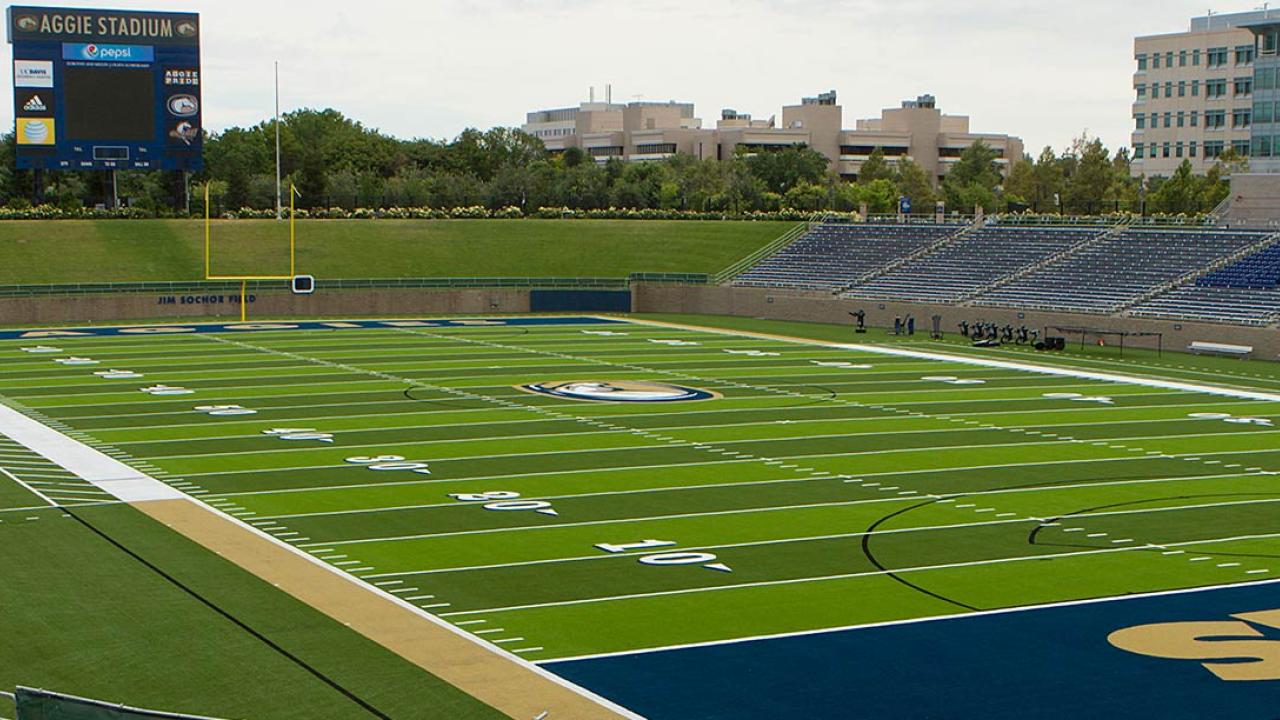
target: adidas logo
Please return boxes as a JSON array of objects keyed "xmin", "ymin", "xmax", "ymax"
[{"xmin": 22, "ymin": 95, "xmax": 47, "ymax": 113}]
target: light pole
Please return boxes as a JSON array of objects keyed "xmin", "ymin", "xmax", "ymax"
[{"xmin": 275, "ymin": 61, "xmax": 282, "ymax": 221}]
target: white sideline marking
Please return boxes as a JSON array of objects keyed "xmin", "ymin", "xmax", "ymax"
[
  {"xmin": 540, "ymin": 574, "xmax": 1280, "ymax": 665},
  {"xmin": 620, "ymin": 317, "xmax": 1280, "ymax": 404},
  {"xmin": 318, "ymin": 496, "xmax": 1280, "ymax": 552},
  {"xmin": 0, "ymin": 402, "xmax": 640, "ymax": 719},
  {"xmin": 447, "ymin": 531, "xmax": 1280, "ymax": 620},
  {"xmin": 0, "ymin": 407, "xmax": 182, "ymax": 503}
]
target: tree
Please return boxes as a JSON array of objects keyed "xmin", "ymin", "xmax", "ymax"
[
  {"xmin": 744, "ymin": 145, "xmax": 829, "ymax": 195},
  {"xmin": 1001, "ymin": 157, "xmax": 1035, "ymax": 211},
  {"xmin": 894, "ymin": 157, "xmax": 936, "ymax": 211},
  {"xmin": 1027, "ymin": 146, "xmax": 1064, "ymax": 212},
  {"xmin": 857, "ymin": 147, "xmax": 896, "ymax": 184},
  {"xmin": 782, "ymin": 182, "xmax": 827, "ymax": 211},
  {"xmin": 942, "ymin": 140, "xmax": 1002, "ymax": 212},
  {"xmin": 1150, "ymin": 160, "xmax": 1200, "ymax": 215},
  {"xmin": 1062, "ymin": 137, "xmax": 1111, "ymax": 214}
]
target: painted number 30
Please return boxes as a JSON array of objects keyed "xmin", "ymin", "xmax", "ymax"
[{"xmin": 449, "ymin": 491, "xmax": 558, "ymax": 516}]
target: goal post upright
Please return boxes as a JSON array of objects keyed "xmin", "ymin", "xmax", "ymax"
[{"xmin": 204, "ymin": 182, "xmax": 303, "ymax": 322}]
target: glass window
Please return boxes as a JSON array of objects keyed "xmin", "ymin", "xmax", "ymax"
[
  {"xmin": 1177, "ymin": 111, "xmax": 1185, "ymax": 127},
  {"xmin": 1235, "ymin": 77, "xmax": 1253, "ymax": 96},
  {"xmin": 1193, "ymin": 49, "xmax": 1202, "ymax": 66},
  {"xmin": 1191, "ymin": 111, "xmax": 1199, "ymax": 127},
  {"xmin": 1137, "ymin": 54, "xmax": 1148, "ymax": 71},
  {"xmin": 1192, "ymin": 80, "xmax": 1201, "ymax": 96},
  {"xmin": 1178, "ymin": 80, "xmax": 1186, "ymax": 97},
  {"xmin": 1176, "ymin": 141, "xmax": 1184, "ymax": 158},
  {"xmin": 1250, "ymin": 136, "xmax": 1268, "ymax": 157},
  {"xmin": 1163, "ymin": 142, "xmax": 1171, "ymax": 158},
  {"xmin": 1180, "ymin": 50, "xmax": 1189, "ymax": 67},
  {"xmin": 1136, "ymin": 115, "xmax": 1146, "ymax": 130},
  {"xmin": 1260, "ymin": 68, "xmax": 1277, "ymax": 91},
  {"xmin": 1207, "ymin": 79, "xmax": 1228, "ymax": 98},
  {"xmin": 1205, "ymin": 140, "xmax": 1224, "ymax": 158},
  {"xmin": 1233, "ymin": 109, "xmax": 1252, "ymax": 128},
  {"xmin": 1255, "ymin": 101, "xmax": 1274, "ymax": 124},
  {"xmin": 1236, "ymin": 45, "xmax": 1255, "ymax": 65},
  {"xmin": 1190, "ymin": 141, "xmax": 1198, "ymax": 158},
  {"xmin": 1208, "ymin": 47, "xmax": 1230, "ymax": 67},
  {"xmin": 1166, "ymin": 81, "xmax": 1174, "ymax": 97},
  {"xmin": 1164, "ymin": 112, "xmax": 1172, "ymax": 128},
  {"xmin": 1134, "ymin": 143, "xmax": 1145, "ymax": 159},
  {"xmin": 1265, "ymin": 32, "xmax": 1279, "ymax": 55},
  {"xmin": 1166, "ymin": 51, "xmax": 1175, "ymax": 67},
  {"xmin": 1152, "ymin": 53, "xmax": 1161, "ymax": 69},
  {"xmin": 1206, "ymin": 110, "xmax": 1227, "ymax": 129}
]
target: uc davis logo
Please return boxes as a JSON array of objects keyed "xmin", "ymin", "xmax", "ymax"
[
  {"xmin": 1109, "ymin": 608, "xmax": 1280, "ymax": 681},
  {"xmin": 519, "ymin": 380, "xmax": 718, "ymax": 403}
]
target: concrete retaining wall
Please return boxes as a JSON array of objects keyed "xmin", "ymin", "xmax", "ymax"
[
  {"xmin": 0, "ymin": 289, "xmax": 532, "ymax": 325},
  {"xmin": 632, "ymin": 284, "xmax": 1280, "ymax": 359}
]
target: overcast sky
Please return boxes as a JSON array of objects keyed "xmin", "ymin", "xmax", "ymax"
[{"xmin": 0, "ymin": 1, "xmax": 1253, "ymax": 157}]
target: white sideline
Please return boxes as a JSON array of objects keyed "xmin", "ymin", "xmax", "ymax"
[
  {"xmin": 619, "ymin": 317, "xmax": 1280, "ymax": 404},
  {"xmin": 0, "ymin": 404, "xmax": 182, "ymax": 503},
  {"xmin": 541, "ymin": 574, "xmax": 1280, "ymax": 666},
  {"xmin": 0, "ymin": 401, "xmax": 642, "ymax": 720}
]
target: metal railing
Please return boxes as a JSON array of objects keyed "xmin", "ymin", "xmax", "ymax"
[
  {"xmin": 0, "ymin": 274, "xmax": 711, "ymax": 298},
  {"xmin": 711, "ymin": 218, "xmax": 815, "ymax": 285}
]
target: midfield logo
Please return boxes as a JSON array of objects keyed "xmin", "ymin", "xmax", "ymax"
[{"xmin": 1109, "ymin": 608, "xmax": 1280, "ymax": 681}]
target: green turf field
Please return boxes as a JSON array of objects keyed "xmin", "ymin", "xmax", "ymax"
[
  {"xmin": 0, "ymin": 220, "xmax": 789, "ymax": 284},
  {"xmin": 0, "ymin": 438, "xmax": 501, "ymax": 719},
  {"xmin": 2, "ymin": 314, "xmax": 1279, "ymax": 713}
]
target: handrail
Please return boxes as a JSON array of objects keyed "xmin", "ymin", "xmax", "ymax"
[
  {"xmin": 958, "ymin": 221, "xmax": 1132, "ymax": 305},
  {"xmin": 1116, "ymin": 228, "xmax": 1280, "ymax": 314},
  {"xmin": 0, "ymin": 275, "xmax": 710, "ymax": 298},
  {"xmin": 712, "ymin": 218, "xmax": 813, "ymax": 285}
]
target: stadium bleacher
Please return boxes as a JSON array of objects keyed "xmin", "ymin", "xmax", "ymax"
[
  {"xmin": 732, "ymin": 220, "xmax": 1280, "ymax": 326},
  {"xmin": 732, "ymin": 222, "xmax": 963, "ymax": 292},
  {"xmin": 974, "ymin": 228, "xmax": 1273, "ymax": 314},
  {"xmin": 842, "ymin": 226, "xmax": 1106, "ymax": 303},
  {"xmin": 1128, "ymin": 239, "xmax": 1280, "ymax": 325}
]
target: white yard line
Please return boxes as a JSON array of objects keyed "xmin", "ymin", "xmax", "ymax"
[
  {"xmin": 302, "ymin": 495, "xmax": 1280, "ymax": 550},
  {"xmin": 0, "ymin": 400, "xmax": 639, "ymax": 720},
  {"xmin": 446, "ymin": 531, "xmax": 1280, "ymax": 621},
  {"xmin": 620, "ymin": 317, "xmax": 1280, "ymax": 404},
  {"xmin": 260, "ymin": 468, "xmax": 1260, "ymax": 523},
  {"xmin": 540, "ymin": 573, "xmax": 1280, "ymax": 665}
]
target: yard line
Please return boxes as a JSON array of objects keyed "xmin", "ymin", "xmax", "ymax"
[
  {"xmin": 0, "ymin": 466, "xmax": 59, "ymax": 507},
  {"xmin": 442, "ymin": 531, "xmax": 1280, "ymax": 619},
  {"xmin": 205, "ymin": 451, "xmax": 1261, "ymax": 500},
  {"xmin": 540, "ymin": 574, "xmax": 1280, "ymax": 665},
  {"xmin": 254, "ymin": 469, "xmax": 1267, "ymax": 522},
  {"xmin": 142, "ymin": 424, "xmax": 1267, "ymax": 466},
  {"xmin": 303, "ymin": 496, "xmax": 1280, "ymax": 551},
  {"xmin": 624, "ymin": 317, "xmax": 1280, "ymax": 404}
]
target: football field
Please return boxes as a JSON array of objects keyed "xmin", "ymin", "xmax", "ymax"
[{"xmin": 2, "ymin": 315, "xmax": 1280, "ymax": 718}]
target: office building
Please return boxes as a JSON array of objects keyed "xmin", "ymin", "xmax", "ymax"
[
  {"xmin": 521, "ymin": 91, "xmax": 1024, "ymax": 186},
  {"xmin": 1132, "ymin": 10, "xmax": 1280, "ymax": 176}
]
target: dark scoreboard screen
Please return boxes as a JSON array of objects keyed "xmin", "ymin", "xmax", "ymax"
[{"xmin": 7, "ymin": 6, "xmax": 202, "ymax": 171}]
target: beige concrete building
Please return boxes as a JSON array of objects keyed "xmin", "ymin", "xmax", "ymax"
[
  {"xmin": 1132, "ymin": 11, "xmax": 1265, "ymax": 177},
  {"xmin": 521, "ymin": 91, "xmax": 1024, "ymax": 186}
]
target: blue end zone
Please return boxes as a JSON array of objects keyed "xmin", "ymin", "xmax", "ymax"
[
  {"xmin": 545, "ymin": 581, "xmax": 1280, "ymax": 719},
  {"xmin": 0, "ymin": 316, "xmax": 622, "ymax": 341}
]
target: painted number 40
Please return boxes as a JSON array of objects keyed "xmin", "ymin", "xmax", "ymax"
[{"xmin": 595, "ymin": 539, "xmax": 732, "ymax": 573}]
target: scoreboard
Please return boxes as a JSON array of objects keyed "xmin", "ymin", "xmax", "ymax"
[{"xmin": 7, "ymin": 6, "xmax": 202, "ymax": 171}]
